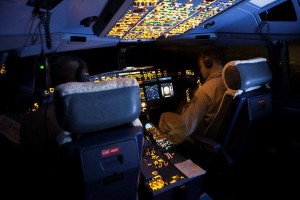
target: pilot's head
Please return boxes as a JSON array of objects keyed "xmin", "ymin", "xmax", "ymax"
[
  {"xmin": 47, "ymin": 55, "xmax": 89, "ymax": 87},
  {"xmin": 198, "ymin": 47, "xmax": 226, "ymax": 81}
]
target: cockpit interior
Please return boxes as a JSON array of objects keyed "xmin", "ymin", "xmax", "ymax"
[{"xmin": 0, "ymin": 1, "xmax": 300, "ymax": 200}]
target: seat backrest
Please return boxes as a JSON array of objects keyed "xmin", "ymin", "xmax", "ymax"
[
  {"xmin": 203, "ymin": 57, "xmax": 272, "ymax": 161},
  {"xmin": 54, "ymin": 78, "xmax": 142, "ymax": 135},
  {"xmin": 53, "ymin": 78, "xmax": 143, "ymax": 200}
]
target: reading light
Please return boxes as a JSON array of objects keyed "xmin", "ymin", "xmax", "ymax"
[
  {"xmin": 203, "ymin": 21, "xmax": 215, "ymax": 29},
  {"xmin": 80, "ymin": 16, "xmax": 98, "ymax": 27}
]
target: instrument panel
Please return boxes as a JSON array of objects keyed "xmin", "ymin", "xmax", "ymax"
[
  {"xmin": 89, "ymin": 66, "xmax": 198, "ymax": 118},
  {"xmin": 89, "ymin": 66, "xmax": 195, "ymax": 82}
]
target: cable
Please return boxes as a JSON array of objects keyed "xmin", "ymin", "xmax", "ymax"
[
  {"xmin": 44, "ymin": 9, "xmax": 52, "ymax": 49},
  {"xmin": 117, "ymin": 47, "xmax": 127, "ymax": 69}
]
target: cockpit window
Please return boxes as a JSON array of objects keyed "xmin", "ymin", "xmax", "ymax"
[
  {"xmin": 225, "ymin": 45, "xmax": 269, "ymax": 61},
  {"xmin": 288, "ymin": 42, "xmax": 300, "ymax": 97},
  {"xmin": 259, "ymin": 0, "xmax": 297, "ymax": 21}
]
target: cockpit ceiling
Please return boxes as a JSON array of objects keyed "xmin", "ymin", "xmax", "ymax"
[
  {"xmin": 103, "ymin": 0, "xmax": 243, "ymax": 40},
  {"xmin": 0, "ymin": 0, "xmax": 300, "ymax": 57}
]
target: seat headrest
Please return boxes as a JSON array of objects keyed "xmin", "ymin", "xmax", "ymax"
[
  {"xmin": 54, "ymin": 78, "xmax": 141, "ymax": 135},
  {"xmin": 223, "ymin": 57, "xmax": 272, "ymax": 91}
]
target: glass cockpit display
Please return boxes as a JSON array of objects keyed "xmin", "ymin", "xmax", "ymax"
[
  {"xmin": 145, "ymin": 84, "xmax": 160, "ymax": 101},
  {"xmin": 161, "ymin": 82, "xmax": 174, "ymax": 98}
]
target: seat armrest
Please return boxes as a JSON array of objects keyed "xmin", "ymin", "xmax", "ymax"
[
  {"xmin": 191, "ymin": 134, "xmax": 222, "ymax": 154},
  {"xmin": 191, "ymin": 134, "xmax": 233, "ymax": 165}
]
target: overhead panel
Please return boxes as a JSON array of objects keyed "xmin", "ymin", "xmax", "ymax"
[{"xmin": 106, "ymin": 0, "xmax": 243, "ymax": 40}]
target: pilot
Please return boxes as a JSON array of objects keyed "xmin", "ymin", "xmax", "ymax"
[
  {"xmin": 22, "ymin": 55, "xmax": 90, "ymax": 148},
  {"xmin": 158, "ymin": 47, "xmax": 227, "ymax": 145}
]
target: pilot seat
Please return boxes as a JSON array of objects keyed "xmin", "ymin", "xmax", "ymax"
[
  {"xmin": 185, "ymin": 57, "xmax": 273, "ymax": 173},
  {"xmin": 53, "ymin": 78, "xmax": 143, "ymax": 200}
]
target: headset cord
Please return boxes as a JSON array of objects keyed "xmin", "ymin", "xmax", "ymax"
[{"xmin": 44, "ymin": 9, "xmax": 52, "ymax": 50}]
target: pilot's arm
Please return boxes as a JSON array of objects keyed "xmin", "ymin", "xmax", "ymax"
[
  {"xmin": 180, "ymin": 87, "xmax": 211, "ymax": 136},
  {"xmin": 158, "ymin": 87, "xmax": 211, "ymax": 144}
]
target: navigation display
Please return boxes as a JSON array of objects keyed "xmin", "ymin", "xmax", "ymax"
[
  {"xmin": 145, "ymin": 84, "xmax": 160, "ymax": 101},
  {"xmin": 161, "ymin": 82, "xmax": 174, "ymax": 98}
]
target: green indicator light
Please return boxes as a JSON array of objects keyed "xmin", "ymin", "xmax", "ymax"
[{"xmin": 40, "ymin": 65, "xmax": 45, "ymax": 70}]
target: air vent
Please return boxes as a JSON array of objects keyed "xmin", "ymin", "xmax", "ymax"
[
  {"xmin": 195, "ymin": 35, "xmax": 210, "ymax": 40},
  {"xmin": 69, "ymin": 36, "xmax": 86, "ymax": 43}
]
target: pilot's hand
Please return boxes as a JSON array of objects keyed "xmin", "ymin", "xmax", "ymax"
[{"xmin": 154, "ymin": 132, "xmax": 168, "ymax": 140}]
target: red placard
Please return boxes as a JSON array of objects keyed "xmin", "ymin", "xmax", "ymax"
[{"xmin": 101, "ymin": 146, "xmax": 120, "ymax": 157}]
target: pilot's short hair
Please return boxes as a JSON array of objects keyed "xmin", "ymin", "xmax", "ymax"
[
  {"xmin": 200, "ymin": 46, "xmax": 227, "ymax": 67},
  {"xmin": 47, "ymin": 55, "xmax": 89, "ymax": 87}
]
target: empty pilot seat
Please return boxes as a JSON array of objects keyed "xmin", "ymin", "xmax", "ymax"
[
  {"xmin": 190, "ymin": 57, "xmax": 272, "ymax": 171},
  {"xmin": 54, "ymin": 78, "xmax": 143, "ymax": 200}
]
